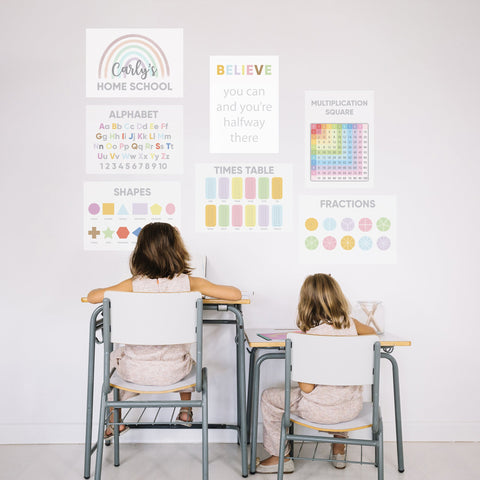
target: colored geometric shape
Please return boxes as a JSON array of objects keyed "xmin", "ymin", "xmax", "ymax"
[
  {"xmin": 205, "ymin": 178, "xmax": 216, "ymax": 199},
  {"xmin": 305, "ymin": 217, "xmax": 319, "ymax": 231},
  {"xmin": 341, "ymin": 217, "xmax": 355, "ymax": 231},
  {"xmin": 205, "ymin": 205, "xmax": 216, "ymax": 227},
  {"xmin": 258, "ymin": 205, "xmax": 269, "ymax": 227},
  {"xmin": 376, "ymin": 217, "xmax": 391, "ymax": 232},
  {"xmin": 323, "ymin": 217, "xmax": 337, "ymax": 231},
  {"xmin": 232, "ymin": 205, "xmax": 243, "ymax": 227},
  {"xmin": 322, "ymin": 236, "xmax": 337, "ymax": 250},
  {"xmin": 305, "ymin": 236, "xmax": 319, "ymax": 250},
  {"xmin": 165, "ymin": 203, "xmax": 176, "ymax": 215},
  {"xmin": 245, "ymin": 177, "xmax": 256, "ymax": 199},
  {"xmin": 245, "ymin": 205, "xmax": 256, "ymax": 227},
  {"xmin": 218, "ymin": 177, "xmax": 230, "ymax": 199},
  {"xmin": 340, "ymin": 235, "xmax": 355, "ymax": 250},
  {"xmin": 232, "ymin": 178, "xmax": 243, "ymax": 199},
  {"xmin": 377, "ymin": 236, "xmax": 391, "ymax": 250},
  {"xmin": 102, "ymin": 203, "xmax": 115, "ymax": 215},
  {"xmin": 88, "ymin": 227, "xmax": 101, "ymax": 239},
  {"xmin": 116, "ymin": 226, "xmax": 130, "ymax": 239},
  {"xmin": 88, "ymin": 203, "xmax": 100, "ymax": 215},
  {"xmin": 150, "ymin": 203, "xmax": 162, "ymax": 215},
  {"xmin": 132, "ymin": 203, "xmax": 148, "ymax": 215},
  {"xmin": 359, "ymin": 217, "xmax": 373, "ymax": 232},
  {"xmin": 272, "ymin": 177, "xmax": 283, "ymax": 199},
  {"xmin": 117, "ymin": 204, "xmax": 129, "ymax": 216},
  {"xmin": 132, "ymin": 227, "xmax": 142, "ymax": 237},
  {"xmin": 258, "ymin": 177, "xmax": 270, "ymax": 199},
  {"xmin": 358, "ymin": 236, "xmax": 373, "ymax": 250},
  {"xmin": 103, "ymin": 227, "xmax": 114, "ymax": 239},
  {"xmin": 218, "ymin": 205, "xmax": 230, "ymax": 227},
  {"xmin": 272, "ymin": 205, "xmax": 283, "ymax": 227}
]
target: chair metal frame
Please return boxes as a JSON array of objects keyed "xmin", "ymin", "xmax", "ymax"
[
  {"xmin": 278, "ymin": 333, "xmax": 383, "ymax": 480},
  {"xmin": 85, "ymin": 291, "xmax": 208, "ymax": 480}
]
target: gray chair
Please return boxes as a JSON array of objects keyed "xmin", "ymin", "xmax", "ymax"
[
  {"xmin": 94, "ymin": 291, "xmax": 208, "ymax": 480},
  {"xmin": 278, "ymin": 333, "xmax": 383, "ymax": 479}
]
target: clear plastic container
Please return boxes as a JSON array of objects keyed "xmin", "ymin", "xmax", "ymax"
[{"xmin": 352, "ymin": 301, "xmax": 385, "ymax": 334}]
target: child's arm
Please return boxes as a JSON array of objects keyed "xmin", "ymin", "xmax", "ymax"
[
  {"xmin": 298, "ymin": 381, "xmax": 315, "ymax": 393},
  {"xmin": 189, "ymin": 276, "xmax": 242, "ymax": 301},
  {"xmin": 352, "ymin": 318, "xmax": 377, "ymax": 335},
  {"xmin": 86, "ymin": 278, "xmax": 133, "ymax": 304}
]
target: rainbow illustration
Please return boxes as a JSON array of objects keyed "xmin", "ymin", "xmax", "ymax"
[{"xmin": 98, "ymin": 34, "xmax": 170, "ymax": 79}]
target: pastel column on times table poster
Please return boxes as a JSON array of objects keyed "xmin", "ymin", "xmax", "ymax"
[
  {"xmin": 299, "ymin": 195, "xmax": 396, "ymax": 264},
  {"xmin": 196, "ymin": 163, "xmax": 292, "ymax": 232}
]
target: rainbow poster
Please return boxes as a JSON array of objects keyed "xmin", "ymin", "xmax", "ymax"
[
  {"xmin": 86, "ymin": 105, "xmax": 183, "ymax": 174},
  {"xmin": 299, "ymin": 195, "xmax": 396, "ymax": 264},
  {"xmin": 86, "ymin": 29, "xmax": 183, "ymax": 98},
  {"xmin": 196, "ymin": 163, "xmax": 292, "ymax": 232},
  {"xmin": 305, "ymin": 91, "xmax": 374, "ymax": 187},
  {"xmin": 84, "ymin": 182, "xmax": 181, "ymax": 250}
]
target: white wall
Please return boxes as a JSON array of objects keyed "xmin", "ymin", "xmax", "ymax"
[{"xmin": 1, "ymin": 0, "xmax": 479, "ymax": 444}]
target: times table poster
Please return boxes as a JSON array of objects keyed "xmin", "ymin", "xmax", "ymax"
[
  {"xmin": 306, "ymin": 91, "xmax": 374, "ymax": 188},
  {"xmin": 86, "ymin": 105, "xmax": 183, "ymax": 174}
]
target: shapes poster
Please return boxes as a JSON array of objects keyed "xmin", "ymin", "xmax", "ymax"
[
  {"xmin": 299, "ymin": 195, "xmax": 396, "ymax": 264},
  {"xmin": 84, "ymin": 182, "xmax": 180, "ymax": 250},
  {"xmin": 86, "ymin": 105, "xmax": 183, "ymax": 174},
  {"xmin": 86, "ymin": 29, "xmax": 183, "ymax": 98},
  {"xmin": 305, "ymin": 91, "xmax": 374, "ymax": 187},
  {"xmin": 196, "ymin": 163, "xmax": 292, "ymax": 232},
  {"xmin": 210, "ymin": 56, "xmax": 279, "ymax": 153}
]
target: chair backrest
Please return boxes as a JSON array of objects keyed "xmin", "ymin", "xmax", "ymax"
[
  {"xmin": 105, "ymin": 291, "xmax": 202, "ymax": 345},
  {"xmin": 190, "ymin": 254, "xmax": 207, "ymax": 278},
  {"xmin": 287, "ymin": 333, "xmax": 379, "ymax": 386}
]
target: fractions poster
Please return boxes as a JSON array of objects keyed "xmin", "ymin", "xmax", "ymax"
[
  {"xmin": 86, "ymin": 105, "xmax": 183, "ymax": 174},
  {"xmin": 210, "ymin": 56, "xmax": 279, "ymax": 153},
  {"xmin": 86, "ymin": 29, "xmax": 183, "ymax": 98},
  {"xmin": 305, "ymin": 91, "xmax": 374, "ymax": 187},
  {"xmin": 299, "ymin": 195, "xmax": 396, "ymax": 264},
  {"xmin": 84, "ymin": 182, "xmax": 180, "ymax": 250},
  {"xmin": 196, "ymin": 164, "xmax": 292, "ymax": 232}
]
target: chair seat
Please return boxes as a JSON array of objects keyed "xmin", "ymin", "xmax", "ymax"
[
  {"xmin": 290, "ymin": 402, "xmax": 373, "ymax": 433},
  {"xmin": 110, "ymin": 369, "xmax": 196, "ymax": 394}
]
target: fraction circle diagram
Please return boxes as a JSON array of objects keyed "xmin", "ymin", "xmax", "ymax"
[
  {"xmin": 322, "ymin": 236, "xmax": 337, "ymax": 250},
  {"xmin": 341, "ymin": 235, "xmax": 355, "ymax": 250},
  {"xmin": 358, "ymin": 217, "xmax": 373, "ymax": 232},
  {"xmin": 305, "ymin": 236, "xmax": 319, "ymax": 250},
  {"xmin": 165, "ymin": 203, "xmax": 176, "ymax": 215},
  {"xmin": 376, "ymin": 217, "xmax": 391, "ymax": 232},
  {"xmin": 377, "ymin": 236, "xmax": 391, "ymax": 250},
  {"xmin": 323, "ymin": 217, "xmax": 337, "ymax": 231},
  {"xmin": 88, "ymin": 203, "xmax": 100, "ymax": 215},
  {"xmin": 341, "ymin": 217, "xmax": 355, "ymax": 231},
  {"xmin": 358, "ymin": 236, "xmax": 373, "ymax": 251},
  {"xmin": 305, "ymin": 217, "xmax": 319, "ymax": 231}
]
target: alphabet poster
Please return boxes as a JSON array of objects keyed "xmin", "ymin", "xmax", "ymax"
[
  {"xmin": 86, "ymin": 105, "xmax": 183, "ymax": 174},
  {"xmin": 299, "ymin": 195, "xmax": 396, "ymax": 264},
  {"xmin": 306, "ymin": 91, "xmax": 374, "ymax": 187},
  {"xmin": 196, "ymin": 163, "xmax": 292, "ymax": 232},
  {"xmin": 86, "ymin": 28, "xmax": 183, "ymax": 98},
  {"xmin": 84, "ymin": 182, "xmax": 181, "ymax": 250},
  {"xmin": 210, "ymin": 56, "xmax": 279, "ymax": 153}
]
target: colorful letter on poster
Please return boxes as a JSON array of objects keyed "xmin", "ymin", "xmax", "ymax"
[
  {"xmin": 196, "ymin": 164, "xmax": 292, "ymax": 232},
  {"xmin": 305, "ymin": 91, "xmax": 374, "ymax": 187},
  {"xmin": 299, "ymin": 195, "xmax": 396, "ymax": 264},
  {"xmin": 86, "ymin": 105, "xmax": 183, "ymax": 174},
  {"xmin": 210, "ymin": 56, "xmax": 279, "ymax": 153},
  {"xmin": 86, "ymin": 29, "xmax": 183, "ymax": 98},
  {"xmin": 84, "ymin": 182, "xmax": 180, "ymax": 250}
]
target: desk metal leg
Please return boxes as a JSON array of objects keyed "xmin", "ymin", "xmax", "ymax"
[
  {"xmin": 246, "ymin": 347, "xmax": 257, "ymax": 443},
  {"xmin": 249, "ymin": 352, "xmax": 285, "ymax": 474},
  {"xmin": 381, "ymin": 352, "xmax": 405, "ymax": 473}
]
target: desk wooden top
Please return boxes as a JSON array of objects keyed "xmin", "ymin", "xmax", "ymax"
[
  {"xmin": 245, "ymin": 328, "xmax": 411, "ymax": 348},
  {"xmin": 203, "ymin": 298, "xmax": 250, "ymax": 305}
]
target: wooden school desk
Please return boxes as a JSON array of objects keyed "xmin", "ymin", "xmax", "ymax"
[
  {"xmin": 82, "ymin": 297, "xmax": 251, "ymax": 479},
  {"xmin": 245, "ymin": 328, "xmax": 411, "ymax": 474}
]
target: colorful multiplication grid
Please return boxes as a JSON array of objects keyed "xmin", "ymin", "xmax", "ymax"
[
  {"xmin": 310, "ymin": 123, "xmax": 369, "ymax": 182},
  {"xmin": 299, "ymin": 195, "xmax": 396, "ymax": 264},
  {"xmin": 84, "ymin": 182, "xmax": 180, "ymax": 250},
  {"xmin": 196, "ymin": 164, "xmax": 292, "ymax": 232},
  {"xmin": 305, "ymin": 91, "xmax": 374, "ymax": 187}
]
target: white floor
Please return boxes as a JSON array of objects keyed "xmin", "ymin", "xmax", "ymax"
[{"xmin": 0, "ymin": 442, "xmax": 478, "ymax": 480}]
